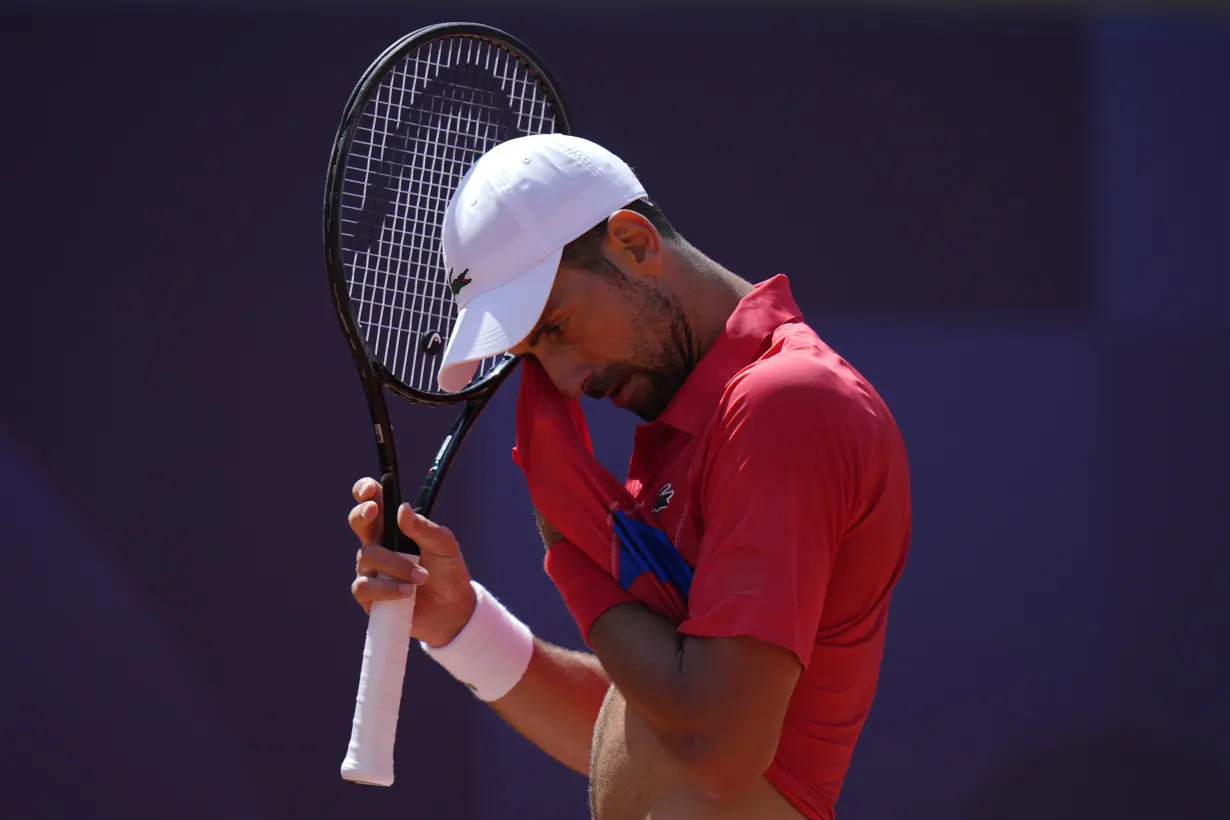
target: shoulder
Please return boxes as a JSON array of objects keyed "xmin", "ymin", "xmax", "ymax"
[
  {"xmin": 717, "ymin": 324, "xmax": 887, "ymax": 448},
  {"xmin": 699, "ymin": 325, "xmax": 898, "ymax": 516}
]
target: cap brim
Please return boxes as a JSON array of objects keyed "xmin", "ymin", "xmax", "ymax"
[{"xmin": 437, "ymin": 247, "xmax": 563, "ymax": 393}]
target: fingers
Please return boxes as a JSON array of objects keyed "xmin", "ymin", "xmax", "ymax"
[
  {"xmin": 355, "ymin": 542, "xmax": 430, "ymax": 584},
  {"xmin": 351, "ymin": 574, "xmax": 417, "ymax": 615},
  {"xmin": 352, "ymin": 544, "xmax": 428, "ymax": 614},
  {"xmin": 350, "ymin": 478, "xmax": 459, "ymax": 559},
  {"xmin": 397, "ymin": 504, "xmax": 460, "ymax": 557},
  {"xmin": 348, "ymin": 499, "xmax": 381, "ymax": 540},
  {"xmin": 347, "ymin": 478, "xmax": 466, "ymax": 619},
  {"xmin": 352, "ymin": 477, "xmax": 381, "ymax": 503},
  {"xmin": 349, "ymin": 478, "xmax": 383, "ymax": 544}
]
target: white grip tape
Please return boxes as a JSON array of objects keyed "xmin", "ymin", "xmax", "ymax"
[{"xmin": 340, "ymin": 565, "xmax": 416, "ymax": 787}]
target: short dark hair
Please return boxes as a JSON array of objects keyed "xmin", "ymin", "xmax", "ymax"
[{"xmin": 559, "ymin": 198, "xmax": 679, "ymax": 274}]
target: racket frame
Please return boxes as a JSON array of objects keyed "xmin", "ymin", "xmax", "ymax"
[
  {"xmin": 328, "ymin": 21, "xmax": 574, "ymax": 788},
  {"xmin": 323, "ymin": 21, "xmax": 574, "ymax": 554}
]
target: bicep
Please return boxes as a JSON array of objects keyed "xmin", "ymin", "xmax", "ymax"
[
  {"xmin": 685, "ymin": 634, "xmax": 801, "ymax": 735},
  {"xmin": 678, "ymin": 635, "xmax": 802, "ymax": 793}
]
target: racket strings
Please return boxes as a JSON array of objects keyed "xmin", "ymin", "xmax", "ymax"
[{"xmin": 340, "ymin": 36, "xmax": 560, "ymax": 394}]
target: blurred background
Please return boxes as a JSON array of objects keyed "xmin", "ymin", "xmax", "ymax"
[{"xmin": 1, "ymin": 1, "xmax": 1228, "ymax": 818}]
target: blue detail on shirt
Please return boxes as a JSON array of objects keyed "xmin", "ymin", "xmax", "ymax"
[{"xmin": 612, "ymin": 510, "xmax": 694, "ymax": 596}]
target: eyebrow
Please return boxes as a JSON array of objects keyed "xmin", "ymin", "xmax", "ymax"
[
  {"xmin": 524, "ymin": 298, "xmax": 560, "ymax": 349},
  {"xmin": 526, "ymin": 324, "xmax": 546, "ymax": 349}
]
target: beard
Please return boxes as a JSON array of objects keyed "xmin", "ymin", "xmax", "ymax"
[
  {"xmin": 627, "ymin": 365, "xmax": 689, "ymax": 422},
  {"xmin": 585, "ymin": 283, "xmax": 695, "ymax": 422}
]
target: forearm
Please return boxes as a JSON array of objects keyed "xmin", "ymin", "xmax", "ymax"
[
  {"xmin": 496, "ymin": 511, "xmax": 610, "ymax": 773},
  {"xmin": 587, "ymin": 602, "xmax": 797, "ymax": 797},
  {"xmin": 491, "ymin": 638, "xmax": 610, "ymax": 775},
  {"xmin": 587, "ymin": 603, "xmax": 698, "ymax": 752},
  {"xmin": 421, "ymin": 579, "xmax": 609, "ymax": 776}
]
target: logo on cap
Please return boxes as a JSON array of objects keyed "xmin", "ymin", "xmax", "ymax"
[{"xmin": 449, "ymin": 268, "xmax": 473, "ymax": 297}]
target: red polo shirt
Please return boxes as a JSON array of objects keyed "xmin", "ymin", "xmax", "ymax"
[{"xmin": 622, "ymin": 275, "xmax": 911, "ymax": 819}]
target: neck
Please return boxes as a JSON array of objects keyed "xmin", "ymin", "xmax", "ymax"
[{"xmin": 662, "ymin": 244, "xmax": 754, "ymax": 365}]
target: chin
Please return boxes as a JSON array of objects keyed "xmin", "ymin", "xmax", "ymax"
[
  {"xmin": 615, "ymin": 372, "xmax": 680, "ymax": 422},
  {"xmin": 629, "ymin": 406, "xmax": 660, "ymax": 423},
  {"xmin": 625, "ymin": 392, "xmax": 671, "ymax": 423}
]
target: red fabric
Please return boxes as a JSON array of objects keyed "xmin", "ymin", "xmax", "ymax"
[
  {"xmin": 679, "ymin": 336, "xmax": 910, "ymax": 820},
  {"xmin": 515, "ymin": 276, "xmax": 911, "ymax": 820},
  {"xmin": 541, "ymin": 540, "xmax": 636, "ymax": 641},
  {"xmin": 512, "ymin": 357, "xmax": 689, "ymax": 641}
]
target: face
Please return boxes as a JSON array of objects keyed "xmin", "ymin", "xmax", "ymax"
[{"xmin": 509, "ymin": 216, "xmax": 693, "ymax": 421}]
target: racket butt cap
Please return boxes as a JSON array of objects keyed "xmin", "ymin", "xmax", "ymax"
[{"xmin": 340, "ymin": 755, "xmax": 394, "ymax": 787}]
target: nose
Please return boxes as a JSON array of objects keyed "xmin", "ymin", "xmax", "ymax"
[{"xmin": 532, "ymin": 347, "xmax": 591, "ymax": 401}]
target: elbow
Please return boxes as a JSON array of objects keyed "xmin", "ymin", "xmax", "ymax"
[{"xmin": 666, "ymin": 725, "xmax": 778, "ymax": 798}]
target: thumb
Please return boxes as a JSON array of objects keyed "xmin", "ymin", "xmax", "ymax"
[{"xmin": 397, "ymin": 504, "xmax": 461, "ymax": 558}]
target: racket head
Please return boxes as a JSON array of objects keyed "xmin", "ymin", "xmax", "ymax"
[{"xmin": 324, "ymin": 22, "xmax": 573, "ymax": 406}]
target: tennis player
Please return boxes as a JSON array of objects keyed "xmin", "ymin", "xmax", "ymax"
[{"xmin": 348, "ymin": 134, "xmax": 911, "ymax": 819}]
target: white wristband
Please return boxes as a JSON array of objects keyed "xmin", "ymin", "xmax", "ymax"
[{"xmin": 419, "ymin": 581, "xmax": 533, "ymax": 702}]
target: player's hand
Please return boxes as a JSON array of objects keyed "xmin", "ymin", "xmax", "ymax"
[{"xmin": 348, "ymin": 477, "xmax": 478, "ymax": 648}]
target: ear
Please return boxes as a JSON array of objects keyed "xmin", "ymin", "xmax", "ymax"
[{"xmin": 604, "ymin": 208, "xmax": 662, "ymax": 277}]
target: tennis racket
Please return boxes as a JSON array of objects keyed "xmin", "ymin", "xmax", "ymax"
[{"xmin": 323, "ymin": 22, "xmax": 572, "ymax": 787}]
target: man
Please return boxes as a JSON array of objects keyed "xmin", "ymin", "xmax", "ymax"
[{"xmin": 348, "ymin": 134, "xmax": 911, "ymax": 819}]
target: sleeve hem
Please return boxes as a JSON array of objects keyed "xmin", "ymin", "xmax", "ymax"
[{"xmin": 678, "ymin": 619, "xmax": 811, "ymax": 670}]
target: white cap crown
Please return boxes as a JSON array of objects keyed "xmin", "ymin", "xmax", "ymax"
[{"xmin": 436, "ymin": 134, "xmax": 647, "ymax": 393}]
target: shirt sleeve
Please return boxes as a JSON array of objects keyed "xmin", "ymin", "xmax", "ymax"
[{"xmin": 677, "ymin": 355, "xmax": 878, "ymax": 669}]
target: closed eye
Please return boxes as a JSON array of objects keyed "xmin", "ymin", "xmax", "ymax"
[{"xmin": 544, "ymin": 319, "xmax": 568, "ymax": 342}]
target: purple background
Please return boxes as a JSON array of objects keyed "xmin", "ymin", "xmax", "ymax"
[{"xmin": 1, "ymin": 5, "xmax": 1228, "ymax": 819}]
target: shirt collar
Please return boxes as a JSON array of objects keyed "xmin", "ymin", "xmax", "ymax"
[{"xmin": 653, "ymin": 274, "xmax": 803, "ymax": 435}]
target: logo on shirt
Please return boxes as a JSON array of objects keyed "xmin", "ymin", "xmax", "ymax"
[
  {"xmin": 652, "ymin": 483, "xmax": 675, "ymax": 513},
  {"xmin": 448, "ymin": 268, "xmax": 473, "ymax": 296}
]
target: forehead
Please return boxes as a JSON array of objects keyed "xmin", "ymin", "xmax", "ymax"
[
  {"xmin": 508, "ymin": 271, "xmax": 564, "ymax": 353},
  {"xmin": 511, "ymin": 268, "xmax": 599, "ymax": 352},
  {"xmin": 540, "ymin": 265, "xmax": 595, "ymax": 315},
  {"xmin": 530, "ymin": 281, "xmax": 563, "ymax": 330}
]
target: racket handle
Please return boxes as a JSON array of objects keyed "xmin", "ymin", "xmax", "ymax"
[
  {"xmin": 380, "ymin": 470, "xmax": 421, "ymax": 556},
  {"xmin": 340, "ymin": 568, "xmax": 417, "ymax": 786}
]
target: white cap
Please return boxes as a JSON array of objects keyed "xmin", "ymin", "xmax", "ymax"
[{"xmin": 437, "ymin": 134, "xmax": 647, "ymax": 393}]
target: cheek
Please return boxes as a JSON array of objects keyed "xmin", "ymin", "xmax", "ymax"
[
  {"xmin": 577, "ymin": 307, "xmax": 638, "ymax": 360},
  {"xmin": 570, "ymin": 289, "xmax": 660, "ymax": 366},
  {"xmin": 531, "ymin": 345, "xmax": 588, "ymax": 393}
]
